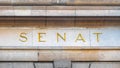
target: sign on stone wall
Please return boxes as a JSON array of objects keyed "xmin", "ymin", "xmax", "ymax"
[{"xmin": 0, "ymin": 27, "xmax": 119, "ymax": 47}]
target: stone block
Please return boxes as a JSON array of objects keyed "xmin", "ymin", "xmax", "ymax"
[
  {"xmin": 14, "ymin": 6, "xmax": 32, "ymax": 16},
  {"xmin": 0, "ymin": 0, "xmax": 120, "ymax": 5},
  {"xmin": 0, "ymin": 28, "xmax": 33, "ymax": 46},
  {"xmin": 0, "ymin": 6, "xmax": 14, "ymax": 16},
  {"xmin": 0, "ymin": 50, "xmax": 38, "ymax": 61},
  {"xmin": 72, "ymin": 62, "xmax": 89, "ymax": 68},
  {"xmin": 90, "ymin": 28, "xmax": 120, "ymax": 46},
  {"xmin": 12, "ymin": 0, "xmax": 33, "ymax": 5},
  {"xmin": 91, "ymin": 62, "xmax": 120, "ymax": 68},
  {"xmin": 32, "ymin": 0, "xmax": 57, "ymax": 5},
  {"xmin": 13, "ymin": 62, "xmax": 34, "ymax": 68},
  {"xmin": 46, "ymin": 17, "xmax": 75, "ymax": 27},
  {"xmin": 15, "ymin": 20, "xmax": 46, "ymax": 27},
  {"xmin": 76, "ymin": 10, "xmax": 120, "ymax": 16},
  {"xmin": 35, "ymin": 63, "xmax": 53, "ymax": 68},
  {"xmin": 0, "ymin": 20, "xmax": 14, "ymax": 27},
  {"xmin": 38, "ymin": 50, "xmax": 120, "ymax": 61},
  {"xmin": 47, "ymin": 6, "xmax": 75, "ymax": 16},
  {"xmin": 104, "ymin": 21, "xmax": 120, "ymax": 27},
  {"xmin": 0, "ymin": 62, "xmax": 12, "ymax": 68},
  {"xmin": 12, "ymin": 0, "xmax": 57, "ymax": 5},
  {"xmin": 54, "ymin": 60, "xmax": 71, "ymax": 68},
  {"xmin": 0, "ymin": 0, "xmax": 11, "ymax": 5},
  {"xmin": 32, "ymin": 6, "xmax": 46, "ymax": 16},
  {"xmin": 75, "ymin": 6, "xmax": 120, "ymax": 10},
  {"xmin": 62, "ymin": 0, "xmax": 120, "ymax": 5},
  {"xmin": 75, "ymin": 20, "xmax": 106, "ymax": 28}
]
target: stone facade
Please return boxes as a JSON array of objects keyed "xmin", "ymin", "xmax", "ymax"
[
  {"xmin": 0, "ymin": 62, "xmax": 120, "ymax": 68},
  {"xmin": 0, "ymin": 0, "xmax": 120, "ymax": 68}
]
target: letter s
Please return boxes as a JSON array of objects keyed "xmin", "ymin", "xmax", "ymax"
[{"xmin": 19, "ymin": 32, "xmax": 28, "ymax": 42}]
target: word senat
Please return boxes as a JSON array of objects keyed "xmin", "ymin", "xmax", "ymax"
[{"xmin": 19, "ymin": 32, "xmax": 102, "ymax": 43}]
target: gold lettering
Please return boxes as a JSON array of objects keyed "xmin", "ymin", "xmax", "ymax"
[
  {"xmin": 75, "ymin": 33, "xmax": 86, "ymax": 42},
  {"xmin": 38, "ymin": 33, "xmax": 46, "ymax": 42},
  {"xmin": 57, "ymin": 33, "xmax": 66, "ymax": 42},
  {"xmin": 93, "ymin": 32, "xmax": 102, "ymax": 42},
  {"xmin": 19, "ymin": 32, "xmax": 27, "ymax": 42}
]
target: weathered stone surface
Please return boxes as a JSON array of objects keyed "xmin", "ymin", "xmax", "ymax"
[
  {"xmin": 90, "ymin": 28, "xmax": 120, "ymax": 46},
  {"xmin": 54, "ymin": 60, "xmax": 71, "ymax": 68},
  {"xmin": 14, "ymin": 15, "xmax": 46, "ymax": 27},
  {"xmin": 32, "ymin": 0, "xmax": 57, "ymax": 5},
  {"xmin": 47, "ymin": 6, "xmax": 75, "ymax": 16},
  {"xmin": 38, "ymin": 50, "xmax": 120, "ymax": 61},
  {"xmin": 12, "ymin": 0, "xmax": 34, "ymax": 5},
  {"xmin": 0, "ymin": 50, "xmax": 38, "ymax": 61},
  {"xmin": 35, "ymin": 62, "xmax": 53, "ymax": 68},
  {"xmin": 72, "ymin": 62, "xmax": 89, "ymax": 68},
  {"xmin": 46, "ymin": 20, "xmax": 74, "ymax": 27},
  {"xmin": 15, "ymin": 20, "xmax": 46, "ymax": 27},
  {"xmin": 91, "ymin": 62, "xmax": 120, "ymax": 68},
  {"xmin": 75, "ymin": 20, "xmax": 120, "ymax": 28},
  {"xmin": 104, "ymin": 21, "xmax": 120, "ymax": 27},
  {"xmin": 0, "ymin": 20, "xmax": 14, "ymax": 27},
  {"xmin": 0, "ymin": 62, "xmax": 12, "ymax": 68},
  {"xmin": 0, "ymin": 62, "xmax": 34, "ymax": 68},
  {"xmin": 0, "ymin": 6, "xmax": 119, "ymax": 16},
  {"xmin": 0, "ymin": 62, "xmax": 120, "ymax": 68},
  {"xmin": 0, "ymin": 0, "xmax": 120, "ymax": 5},
  {"xmin": 0, "ymin": 28, "xmax": 33, "ymax": 46},
  {"xmin": 75, "ymin": 6, "xmax": 120, "ymax": 10},
  {"xmin": 12, "ymin": 0, "xmax": 57, "ymax": 5},
  {"xmin": 0, "ymin": 27, "xmax": 120, "ymax": 47},
  {"xmin": 0, "ymin": 17, "xmax": 119, "ymax": 28},
  {"xmin": 76, "ymin": 10, "xmax": 120, "ymax": 16},
  {"xmin": 61, "ymin": 0, "xmax": 120, "ymax": 5},
  {"xmin": 0, "ymin": 46, "xmax": 120, "ymax": 50},
  {"xmin": 0, "ymin": 6, "xmax": 14, "ymax": 16},
  {"xmin": 13, "ymin": 62, "xmax": 34, "ymax": 68},
  {"xmin": 32, "ymin": 6, "xmax": 46, "ymax": 16},
  {"xmin": 14, "ymin": 6, "xmax": 32, "ymax": 16},
  {"xmin": 0, "ymin": 0, "xmax": 11, "ymax": 5},
  {"xmin": 46, "ymin": 17, "xmax": 74, "ymax": 27},
  {"xmin": 75, "ymin": 21, "xmax": 105, "ymax": 28}
]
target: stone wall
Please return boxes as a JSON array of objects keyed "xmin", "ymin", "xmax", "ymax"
[
  {"xmin": 0, "ymin": 17, "xmax": 120, "ymax": 62},
  {"xmin": 0, "ymin": 0, "xmax": 120, "ymax": 68},
  {"xmin": 0, "ymin": 0, "xmax": 120, "ymax": 6},
  {"xmin": 0, "ymin": 62, "xmax": 120, "ymax": 68}
]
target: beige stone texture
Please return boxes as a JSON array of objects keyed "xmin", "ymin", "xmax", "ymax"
[
  {"xmin": 0, "ymin": 0, "xmax": 120, "ymax": 5},
  {"xmin": 14, "ymin": 6, "xmax": 32, "ymax": 16},
  {"xmin": 0, "ymin": 50, "xmax": 38, "ymax": 61},
  {"xmin": 75, "ymin": 20, "xmax": 106, "ymax": 28},
  {"xmin": 0, "ymin": 6, "xmax": 14, "ymax": 16},
  {"xmin": 62, "ymin": 0, "xmax": 120, "ymax": 5},
  {"xmin": 38, "ymin": 50, "xmax": 120, "ymax": 61},
  {"xmin": 0, "ymin": 0, "xmax": 11, "ymax": 5},
  {"xmin": 72, "ymin": 62, "xmax": 89, "ymax": 68},
  {"xmin": 32, "ymin": 6, "xmax": 46, "ymax": 16},
  {"xmin": 46, "ymin": 17, "xmax": 75, "ymax": 27},
  {"xmin": 0, "ymin": 21, "xmax": 14, "ymax": 27},
  {"xmin": 15, "ymin": 20, "xmax": 46, "ymax": 27},
  {"xmin": 35, "ymin": 63, "xmax": 53, "ymax": 68},
  {"xmin": 91, "ymin": 62, "xmax": 120, "ymax": 68},
  {"xmin": 47, "ymin": 6, "xmax": 75, "ymax": 16},
  {"xmin": 14, "ymin": 17, "xmax": 46, "ymax": 27}
]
